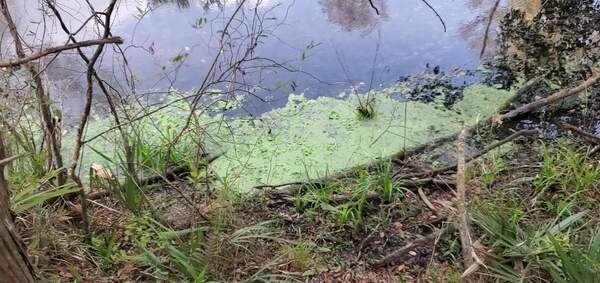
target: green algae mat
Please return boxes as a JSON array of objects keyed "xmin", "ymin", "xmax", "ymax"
[
  {"xmin": 74, "ymin": 84, "xmax": 514, "ymax": 192},
  {"xmin": 207, "ymin": 85, "xmax": 514, "ymax": 191}
]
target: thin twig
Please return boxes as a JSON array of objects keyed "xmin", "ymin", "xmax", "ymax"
[
  {"xmin": 420, "ymin": 0, "xmax": 447, "ymax": 32},
  {"xmin": 0, "ymin": 154, "xmax": 27, "ymax": 167},
  {"xmin": 559, "ymin": 122, "xmax": 600, "ymax": 144},
  {"xmin": 456, "ymin": 128, "xmax": 474, "ymax": 271},
  {"xmin": 356, "ymin": 223, "xmax": 381, "ymax": 262},
  {"xmin": 45, "ymin": 0, "xmax": 137, "ymax": 177},
  {"xmin": 418, "ymin": 187, "xmax": 438, "ymax": 214},
  {"xmin": 86, "ymin": 199, "xmax": 123, "ymax": 215},
  {"xmin": 589, "ymin": 145, "xmax": 600, "ymax": 156},
  {"xmin": 480, "ymin": 0, "xmax": 501, "ymax": 58},
  {"xmin": 368, "ymin": 0, "xmax": 380, "ymax": 15},
  {"xmin": 456, "ymin": 128, "xmax": 485, "ymax": 280}
]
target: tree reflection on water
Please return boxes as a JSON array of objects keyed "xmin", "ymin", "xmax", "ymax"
[{"xmin": 318, "ymin": 0, "xmax": 388, "ymax": 34}]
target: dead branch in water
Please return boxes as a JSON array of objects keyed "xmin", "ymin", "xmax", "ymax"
[
  {"xmin": 492, "ymin": 70, "xmax": 600, "ymax": 125},
  {"xmin": 0, "ymin": 37, "xmax": 123, "ymax": 68},
  {"xmin": 393, "ymin": 129, "xmax": 538, "ymax": 180}
]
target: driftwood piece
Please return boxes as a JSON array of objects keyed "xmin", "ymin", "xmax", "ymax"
[
  {"xmin": 330, "ymin": 191, "xmax": 381, "ymax": 203},
  {"xmin": 270, "ymin": 189, "xmax": 381, "ymax": 205},
  {"xmin": 492, "ymin": 71, "xmax": 599, "ymax": 125}
]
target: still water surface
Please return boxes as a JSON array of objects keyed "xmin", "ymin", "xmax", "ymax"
[{"xmin": 7, "ymin": 0, "xmax": 509, "ymax": 117}]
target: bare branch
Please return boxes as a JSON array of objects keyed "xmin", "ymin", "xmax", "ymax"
[
  {"xmin": 0, "ymin": 154, "xmax": 27, "ymax": 167},
  {"xmin": 420, "ymin": 0, "xmax": 447, "ymax": 32},
  {"xmin": 368, "ymin": 0, "xmax": 380, "ymax": 15},
  {"xmin": 480, "ymin": 0, "xmax": 501, "ymax": 58},
  {"xmin": 559, "ymin": 122, "xmax": 600, "ymax": 144},
  {"xmin": 493, "ymin": 70, "xmax": 600, "ymax": 125},
  {"xmin": 0, "ymin": 37, "xmax": 123, "ymax": 68}
]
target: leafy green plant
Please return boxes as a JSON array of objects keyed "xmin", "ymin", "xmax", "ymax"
[
  {"xmin": 472, "ymin": 203, "xmax": 588, "ymax": 282},
  {"xmin": 549, "ymin": 230, "xmax": 600, "ymax": 283},
  {"xmin": 134, "ymin": 125, "xmax": 195, "ymax": 174},
  {"xmin": 294, "ymin": 192, "xmax": 307, "ymax": 213},
  {"xmin": 89, "ymin": 145, "xmax": 146, "ymax": 215},
  {"xmin": 10, "ymin": 170, "xmax": 79, "ymax": 214},
  {"xmin": 66, "ymin": 264, "xmax": 83, "ymax": 283},
  {"xmin": 356, "ymin": 99, "xmax": 376, "ymax": 120},
  {"xmin": 374, "ymin": 161, "xmax": 395, "ymax": 202},
  {"xmin": 533, "ymin": 144, "xmax": 600, "ymax": 212},
  {"xmin": 92, "ymin": 232, "xmax": 121, "ymax": 270},
  {"xmin": 480, "ymin": 154, "xmax": 507, "ymax": 187},
  {"xmin": 131, "ymin": 213, "xmax": 209, "ymax": 281},
  {"xmin": 336, "ymin": 205, "xmax": 354, "ymax": 225}
]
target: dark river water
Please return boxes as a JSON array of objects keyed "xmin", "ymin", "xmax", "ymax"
[{"xmin": 9, "ymin": 0, "xmax": 511, "ymax": 118}]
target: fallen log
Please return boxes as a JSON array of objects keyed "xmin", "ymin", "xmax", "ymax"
[
  {"xmin": 394, "ymin": 129, "xmax": 538, "ymax": 180},
  {"xmin": 267, "ymin": 177, "xmax": 455, "ymax": 202},
  {"xmin": 492, "ymin": 70, "xmax": 599, "ymax": 125}
]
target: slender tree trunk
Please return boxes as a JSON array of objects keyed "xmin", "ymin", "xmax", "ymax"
[
  {"xmin": 0, "ymin": 0, "xmax": 65, "ymax": 186},
  {"xmin": 0, "ymin": 132, "xmax": 36, "ymax": 283}
]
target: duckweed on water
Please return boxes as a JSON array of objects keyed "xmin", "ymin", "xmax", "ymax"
[
  {"xmin": 74, "ymin": 84, "xmax": 515, "ymax": 192},
  {"xmin": 208, "ymin": 84, "xmax": 514, "ymax": 191}
]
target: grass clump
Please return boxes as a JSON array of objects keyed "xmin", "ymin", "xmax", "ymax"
[
  {"xmin": 292, "ymin": 163, "xmax": 399, "ymax": 232},
  {"xmin": 472, "ymin": 197, "xmax": 596, "ymax": 282},
  {"xmin": 279, "ymin": 241, "xmax": 326, "ymax": 273},
  {"xmin": 533, "ymin": 143, "xmax": 600, "ymax": 213}
]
